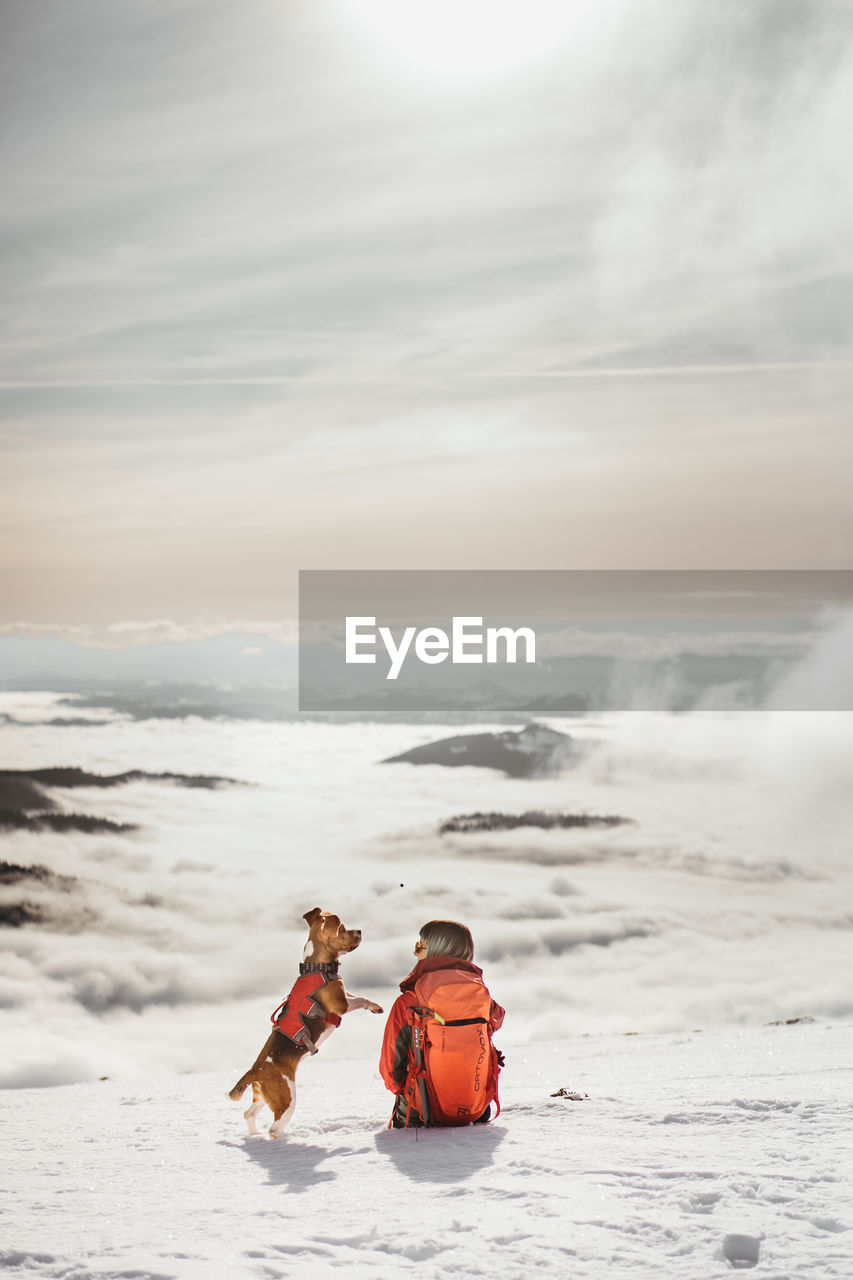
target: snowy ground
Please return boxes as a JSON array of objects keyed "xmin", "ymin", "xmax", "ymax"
[{"xmin": 3, "ymin": 1021, "xmax": 852, "ymax": 1279}]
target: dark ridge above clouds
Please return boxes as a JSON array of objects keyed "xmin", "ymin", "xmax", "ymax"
[
  {"xmin": 57, "ymin": 688, "xmax": 297, "ymax": 722},
  {"xmin": 0, "ymin": 773, "xmax": 55, "ymax": 811},
  {"xmin": 383, "ymin": 723, "xmax": 575, "ymax": 778},
  {"xmin": 439, "ymin": 810, "xmax": 631, "ymax": 834},
  {"xmin": 0, "ymin": 713, "xmax": 114, "ymax": 727},
  {"xmin": 0, "ymin": 859, "xmax": 78, "ymax": 928},
  {"xmin": 0, "ymin": 767, "xmax": 245, "ymax": 791},
  {"xmin": 0, "ymin": 768, "xmax": 246, "ymax": 836},
  {"xmin": 0, "ymin": 860, "xmax": 75, "ymax": 887},
  {"xmin": 0, "ymin": 810, "xmax": 135, "ymax": 834}
]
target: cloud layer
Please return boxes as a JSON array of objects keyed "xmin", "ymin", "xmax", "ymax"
[{"xmin": 1, "ymin": 696, "xmax": 851, "ymax": 1087}]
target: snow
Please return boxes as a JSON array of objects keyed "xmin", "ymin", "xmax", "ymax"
[{"xmin": 3, "ymin": 1022, "xmax": 852, "ymax": 1278}]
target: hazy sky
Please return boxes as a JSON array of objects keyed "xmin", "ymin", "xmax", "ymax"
[{"xmin": 2, "ymin": 0, "xmax": 851, "ymax": 636}]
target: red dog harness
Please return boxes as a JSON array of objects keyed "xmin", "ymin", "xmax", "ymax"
[{"xmin": 271, "ymin": 969, "xmax": 341, "ymax": 1054}]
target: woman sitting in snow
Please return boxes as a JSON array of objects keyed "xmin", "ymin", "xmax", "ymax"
[{"xmin": 380, "ymin": 919, "xmax": 505, "ymax": 1128}]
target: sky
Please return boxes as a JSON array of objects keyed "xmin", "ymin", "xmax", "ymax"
[{"xmin": 2, "ymin": 0, "xmax": 852, "ymax": 637}]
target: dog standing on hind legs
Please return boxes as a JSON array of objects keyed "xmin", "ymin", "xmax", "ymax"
[{"xmin": 228, "ymin": 908, "xmax": 383, "ymax": 1138}]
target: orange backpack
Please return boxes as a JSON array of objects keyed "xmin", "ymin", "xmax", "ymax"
[{"xmin": 401, "ymin": 968, "xmax": 501, "ymax": 1127}]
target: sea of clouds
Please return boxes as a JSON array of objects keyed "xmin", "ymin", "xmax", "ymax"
[{"xmin": 1, "ymin": 694, "xmax": 851, "ymax": 1089}]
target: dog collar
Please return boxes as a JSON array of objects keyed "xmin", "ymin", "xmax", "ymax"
[{"xmin": 299, "ymin": 960, "xmax": 340, "ymax": 977}]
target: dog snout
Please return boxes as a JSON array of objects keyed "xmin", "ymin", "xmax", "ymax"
[{"xmin": 352, "ymin": 928, "xmax": 362, "ymax": 940}]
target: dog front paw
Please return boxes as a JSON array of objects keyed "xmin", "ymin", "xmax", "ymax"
[{"xmin": 369, "ymin": 1002, "xmax": 384, "ymax": 1014}]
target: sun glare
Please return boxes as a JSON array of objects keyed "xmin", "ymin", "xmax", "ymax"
[{"xmin": 344, "ymin": 0, "xmax": 579, "ymax": 83}]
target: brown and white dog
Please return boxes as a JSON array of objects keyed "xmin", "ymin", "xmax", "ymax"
[{"xmin": 228, "ymin": 907, "xmax": 383, "ymax": 1138}]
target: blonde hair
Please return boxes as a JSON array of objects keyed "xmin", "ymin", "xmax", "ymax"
[{"xmin": 419, "ymin": 919, "xmax": 474, "ymax": 962}]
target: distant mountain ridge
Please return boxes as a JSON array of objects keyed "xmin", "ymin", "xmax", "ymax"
[
  {"xmin": 0, "ymin": 632, "xmax": 806, "ymax": 717},
  {"xmin": 0, "ymin": 634, "xmax": 297, "ymax": 691}
]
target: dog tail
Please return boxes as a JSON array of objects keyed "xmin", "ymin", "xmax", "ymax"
[
  {"xmin": 228, "ymin": 1073, "xmax": 252, "ymax": 1101},
  {"xmin": 228, "ymin": 1032, "xmax": 275, "ymax": 1100}
]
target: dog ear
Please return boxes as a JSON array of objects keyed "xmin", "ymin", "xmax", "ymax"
[{"xmin": 303, "ymin": 907, "xmax": 322, "ymax": 925}]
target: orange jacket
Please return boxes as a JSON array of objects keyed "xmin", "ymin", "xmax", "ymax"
[{"xmin": 379, "ymin": 956, "xmax": 505, "ymax": 1094}]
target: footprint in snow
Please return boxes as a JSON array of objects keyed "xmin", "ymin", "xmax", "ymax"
[
  {"xmin": 681, "ymin": 1190, "xmax": 722, "ymax": 1214},
  {"xmin": 722, "ymin": 1233, "xmax": 762, "ymax": 1269}
]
